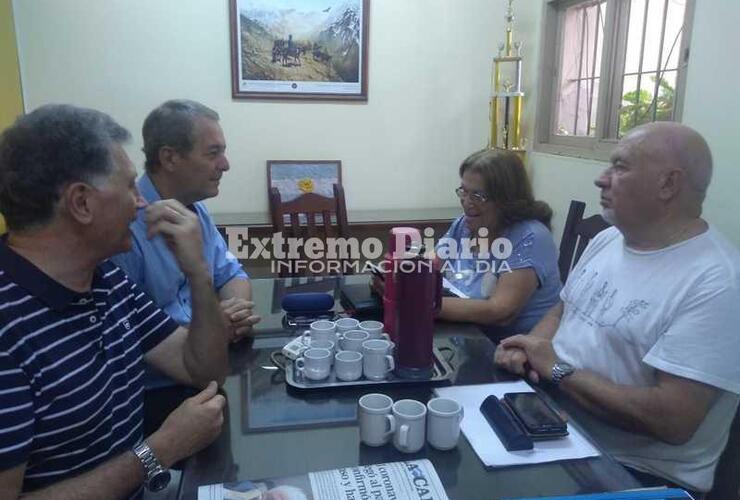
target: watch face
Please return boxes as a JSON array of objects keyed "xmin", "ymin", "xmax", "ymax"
[
  {"xmin": 148, "ymin": 470, "xmax": 172, "ymax": 492},
  {"xmin": 559, "ymin": 362, "xmax": 574, "ymax": 373}
]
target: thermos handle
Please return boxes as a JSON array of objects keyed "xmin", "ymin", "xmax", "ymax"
[{"xmin": 432, "ymin": 265, "xmax": 443, "ymax": 316}]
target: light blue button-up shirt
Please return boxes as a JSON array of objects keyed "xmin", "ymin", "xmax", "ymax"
[{"xmin": 112, "ymin": 173, "xmax": 248, "ymax": 325}]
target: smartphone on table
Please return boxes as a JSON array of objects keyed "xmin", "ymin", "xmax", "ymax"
[{"xmin": 503, "ymin": 392, "xmax": 568, "ymax": 439}]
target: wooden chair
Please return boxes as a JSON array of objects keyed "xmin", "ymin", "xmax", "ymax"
[
  {"xmin": 558, "ymin": 200, "xmax": 611, "ymax": 283},
  {"xmin": 269, "ymin": 183, "xmax": 350, "ymax": 276}
]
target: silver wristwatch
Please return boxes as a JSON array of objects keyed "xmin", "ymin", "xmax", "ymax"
[
  {"xmin": 133, "ymin": 441, "xmax": 171, "ymax": 492},
  {"xmin": 551, "ymin": 361, "xmax": 575, "ymax": 385}
]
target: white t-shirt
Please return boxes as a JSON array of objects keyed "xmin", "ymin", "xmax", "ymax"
[{"xmin": 553, "ymin": 226, "xmax": 740, "ymax": 492}]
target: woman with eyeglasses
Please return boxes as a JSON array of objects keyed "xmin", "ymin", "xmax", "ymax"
[{"xmin": 436, "ymin": 149, "xmax": 561, "ymax": 338}]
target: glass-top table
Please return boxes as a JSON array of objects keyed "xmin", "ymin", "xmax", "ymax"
[{"xmin": 175, "ymin": 274, "xmax": 640, "ymax": 499}]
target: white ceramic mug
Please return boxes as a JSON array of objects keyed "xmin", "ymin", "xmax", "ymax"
[
  {"xmin": 338, "ymin": 330, "xmax": 370, "ymax": 352},
  {"xmin": 358, "ymin": 393, "xmax": 396, "ymax": 446},
  {"xmin": 308, "ymin": 339, "xmax": 336, "ymax": 362},
  {"xmin": 335, "ymin": 350, "xmax": 363, "ymax": 382},
  {"xmin": 301, "ymin": 320, "xmax": 337, "ymax": 344},
  {"xmin": 294, "ymin": 347, "xmax": 331, "ymax": 381},
  {"xmin": 362, "ymin": 339, "xmax": 395, "ymax": 381},
  {"xmin": 358, "ymin": 320, "xmax": 386, "ymax": 339},
  {"xmin": 335, "ymin": 317, "xmax": 360, "ymax": 334},
  {"xmin": 392, "ymin": 399, "xmax": 427, "ymax": 453},
  {"xmin": 426, "ymin": 397, "xmax": 464, "ymax": 450}
]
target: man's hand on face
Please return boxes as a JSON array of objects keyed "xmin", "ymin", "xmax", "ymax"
[
  {"xmin": 220, "ymin": 297, "xmax": 261, "ymax": 342},
  {"xmin": 499, "ymin": 335, "xmax": 559, "ymax": 384},
  {"xmin": 144, "ymin": 200, "xmax": 205, "ymax": 276}
]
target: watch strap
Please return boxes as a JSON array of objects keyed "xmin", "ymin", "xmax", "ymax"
[
  {"xmin": 551, "ymin": 361, "xmax": 575, "ymax": 385},
  {"xmin": 133, "ymin": 441, "xmax": 166, "ymax": 488}
]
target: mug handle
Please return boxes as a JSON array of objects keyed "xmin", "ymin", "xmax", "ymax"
[
  {"xmin": 399, "ymin": 423, "xmax": 409, "ymax": 447},
  {"xmin": 385, "ymin": 414, "xmax": 396, "ymax": 437},
  {"xmin": 385, "ymin": 355, "xmax": 395, "ymax": 373},
  {"xmin": 300, "ymin": 331, "xmax": 311, "ymax": 345},
  {"xmin": 269, "ymin": 351, "xmax": 286, "ymax": 370},
  {"xmin": 295, "ymin": 357, "xmax": 305, "ymax": 378},
  {"xmin": 380, "ymin": 333, "xmax": 391, "ymax": 341}
]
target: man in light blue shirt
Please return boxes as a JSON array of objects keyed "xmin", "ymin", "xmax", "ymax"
[{"xmin": 113, "ymin": 99, "xmax": 260, "ymax": 340}]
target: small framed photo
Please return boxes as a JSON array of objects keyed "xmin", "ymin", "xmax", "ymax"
[
  {"xmin": 267, "ymin": 160, "xmax": 342, "ymax": 202},
  {"xmin": 230, "ymin": 0, "xmax": 369, "ymax": 101}
]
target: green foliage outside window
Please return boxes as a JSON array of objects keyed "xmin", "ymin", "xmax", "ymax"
[{"xmin": 619, "ymin": 76, "xmax": 675, "ymax": 136}]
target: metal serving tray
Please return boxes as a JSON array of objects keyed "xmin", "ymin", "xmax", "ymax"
[{"xmin": 285, "ymin": 347, "xmax": 454, "ymax": 391}]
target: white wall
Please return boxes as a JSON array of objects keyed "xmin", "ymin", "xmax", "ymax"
[
  {"xmin": 13, "ymin": 0, "xmax": 530, "ymax": 216},
  {"xmin": 15, "ymin": 1, "xmax": 736, "ymax": 245},
  {"xmin": 527, "ymin": 0, "xmax": 740, "ymax": 247}
]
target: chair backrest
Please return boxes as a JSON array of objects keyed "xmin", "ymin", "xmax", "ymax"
[
  {"xmin": 269, "ymin": 184, "xmax": 350, "ymax": 276},
  {"xmin": 558, "ymin": 200, "xmax": 611, "ymax": 283},
  {"xmin": 270, "ymin": 183, "xmax": 349, "ymax": 239}
]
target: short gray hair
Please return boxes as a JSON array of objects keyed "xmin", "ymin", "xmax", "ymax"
[
  {"xmin": 0, "ymin": 104, "xmax": 130, "ymax": 231},
  {"xmin": 142, "ymin": 99, "xmax": 219, "ymax": 172}
]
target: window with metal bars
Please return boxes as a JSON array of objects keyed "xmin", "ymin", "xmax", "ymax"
[{"xmin": 536, "ymin": 0, "xmax": 694, "ymax": 159}]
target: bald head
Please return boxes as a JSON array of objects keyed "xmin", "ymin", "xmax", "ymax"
[{"xmin": 624, "ymin": 122, "xmax": 713, "ymax": 203}]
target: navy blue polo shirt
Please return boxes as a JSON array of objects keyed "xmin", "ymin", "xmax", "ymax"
[{"xmin": 0, "ymin": 240, "xmax": 178, "ymax": 493}]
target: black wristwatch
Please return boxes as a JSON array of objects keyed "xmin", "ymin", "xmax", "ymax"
[
  {"xmin": 551, "ymin": 361, "xmax": 575, "ymax": 385},
  {"xmin": 133, "ymin": 441, "xmax": 171, "ymax": 492}
]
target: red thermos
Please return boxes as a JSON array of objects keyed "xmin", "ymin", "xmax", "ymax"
[
  {"xmin": 382, "ymin": 227, "xmax": 421, "ymax": 342},
  {"xmin": 390, "ymin": 242, "xmax": 442, "ymax": 380}
]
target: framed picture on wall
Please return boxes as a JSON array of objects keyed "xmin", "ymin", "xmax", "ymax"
[
  {"xmin": 230, "ymin": 0, "xmax": 369, "ymax": 101},
  {"xmin": 267, "ymin": 159, "xmax": 343, "ymax": 227},
  {"xmin": 267, "ymin": 160, "xmax": 342, "ymax": 202}
]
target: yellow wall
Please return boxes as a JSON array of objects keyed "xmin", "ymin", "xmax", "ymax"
[
  {"xmin": 0, "ymin": 0, "xmax": 23, "ymax": 131},
  {"xmin": 0, "ymin": 0, "xmax": 23, "ymax": 233}
]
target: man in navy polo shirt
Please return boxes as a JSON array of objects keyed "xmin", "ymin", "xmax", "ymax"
[{"xmin": 0, "ymin": 105, "xmax": 231, "ymax": 498}]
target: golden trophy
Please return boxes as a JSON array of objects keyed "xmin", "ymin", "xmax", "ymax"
[{"xmin": 489, "ymin": 0, "xmax": 525, "ymax": 153}]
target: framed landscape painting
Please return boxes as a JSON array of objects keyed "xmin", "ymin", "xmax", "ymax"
[{"xmin": 230, "ymin": 0, "xmax": 369, "ymax": 101}]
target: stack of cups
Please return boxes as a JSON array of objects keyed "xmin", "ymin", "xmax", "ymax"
[
  {"xmin": 336, "ymin": 320, "xmax": 395, "ymax": 382},
  {"xmin": 295, "ymin": 319, "xmax": 401, "ymax": 382},
  {"xmin": 358, "ymin": 393, "xmax": 464, "ymax": 453},
  {"xmin": 294, "ymin": 320, "xmax": 338, "ymax": 380}
]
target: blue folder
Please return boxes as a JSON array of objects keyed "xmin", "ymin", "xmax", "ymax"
[{"xmin": 504, "ymin": 488, "xmax": 693, "ymax": 500}]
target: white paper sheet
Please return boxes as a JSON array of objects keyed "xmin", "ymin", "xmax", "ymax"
[
  {"xmin": 442, "ymin": 277, "xmax": 469, "ymax": 298},
  {"xmin": 434, "ymin": 381, "xmax": 600, "ymax": 467}
]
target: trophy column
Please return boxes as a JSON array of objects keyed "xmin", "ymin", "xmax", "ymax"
[{"xmin": 489, "ymin": 0, "xmax": 526, "ymax": 154}]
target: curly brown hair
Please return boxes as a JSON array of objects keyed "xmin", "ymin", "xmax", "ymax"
[{"xmin": 459, "ymin": 149, "xmax": 553, "ymax": 231}]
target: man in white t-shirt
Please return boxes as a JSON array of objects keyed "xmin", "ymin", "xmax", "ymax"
[{"xmin": 495, "ymin": 122, "xmax": 740, "ymax": 494}]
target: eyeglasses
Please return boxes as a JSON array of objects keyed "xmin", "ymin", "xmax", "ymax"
[{"xmin": 455, "ymin": 186, "xmax": 489, "ymax": 204}]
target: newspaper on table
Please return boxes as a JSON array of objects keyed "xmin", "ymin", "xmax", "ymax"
[{"xmin": 197, "ymin": 458, "xmax": 449, "ymax": 500}]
